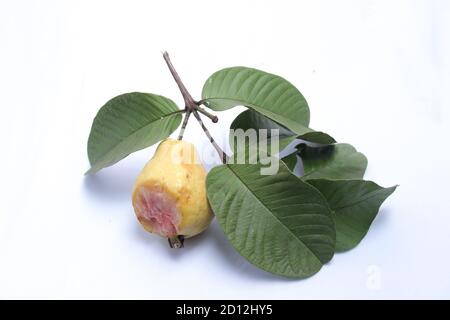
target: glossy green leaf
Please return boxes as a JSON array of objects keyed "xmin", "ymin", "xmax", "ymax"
[
  {"xmin": 202, "ymin": 67, "xmax": 335, "ymax": 144},
  {"xmin": 206, "ymin": 162, "xmax": 336, "ymax": 278},
  {"xmin": 307, "ymin": 179, "xmax": 397, "ymax": 251},
  {"xmin": 86, "ymin": 92, "xmax": 182, "ymax": 174},
  {"xmin": 298, "ymin": 143, "xmax": 367, "ymax": 180}
]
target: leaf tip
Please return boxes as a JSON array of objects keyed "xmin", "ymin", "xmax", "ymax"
[
  {"xmin": 389, "ymin": 184, "xmax": 399, "ymax": 193},
  {"xmin": 84, "ymin": 167, "xmax": 96, "ymax": 176}
]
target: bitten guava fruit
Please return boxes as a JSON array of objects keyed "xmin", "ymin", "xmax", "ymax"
[{"xmin": 132, "ymin": 139, "xmax": 213, "ymax": 247}]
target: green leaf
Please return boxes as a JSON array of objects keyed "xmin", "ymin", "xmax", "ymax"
[
  {"xmin": 202, "ymin": 67, "xmax": 334, "ymax": 144},
  {"xmin": 307, "ymin": 179, "xmax": 397, "ymax": 251},
  {"xmin": 230, "ymin": 109, "xmax": 296, "ymax": 149},
  {"xmin": 206, "ymin": 162, "xmax": 336, "ymax": 278},
  {"xmin": 281, "ymin": 152, "xmax": 298, "ymax": 171},
  {"xmin": 202, "ymin": 66, "xmax": 310, "ymax": 124},
  {"xmin": 298, "ymin": 143, "xmax": 368, "ymax": 180},
  {"xmin": 229, "ymin": 110, "xmax": 295, "ymax": 164},
  {"xmin": 229, "ymin": 110, "xmax": 295, "ymax": 165},
  {"xmin": 230, "ymin": 109, "xmax": 335, "ymax": 149},
  {"xmin": 297, "ymin": 131, "xmax": 336, "ymax": 145},
  {"xmin": 86, "ymin": 92, "xmax": 182, "ymax": 174}
]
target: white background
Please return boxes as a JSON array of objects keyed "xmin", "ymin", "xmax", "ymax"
[{"xmin": 1, "ymin": 0, "xmax": 449, "ymax": 299}]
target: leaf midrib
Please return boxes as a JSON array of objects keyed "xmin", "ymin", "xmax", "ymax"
[
  {"xmin": 333, "ymin": 187, "xmax": 395, "ymax": 211},
  {"xmin": 225, "ymin": 164, "xmax": 327, "ymax": 267}
]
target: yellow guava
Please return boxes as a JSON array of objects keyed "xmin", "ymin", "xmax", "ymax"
[{"xmin": 132, "ymin": 139, "xmax": 213, "ymax": 247}]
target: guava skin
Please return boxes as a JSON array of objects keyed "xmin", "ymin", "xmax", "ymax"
[{"xmin": 132, "ymin": 139, "xmax": 214, "ymax": 240}]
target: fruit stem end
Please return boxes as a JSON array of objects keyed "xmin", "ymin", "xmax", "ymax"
[{"xmin": 168, "ymin": 235, "xmax": 185, "ymax": 248}]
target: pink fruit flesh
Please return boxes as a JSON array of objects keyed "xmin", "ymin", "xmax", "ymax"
[{"xmin": 134, "ymin": 186, "xmax": 180, "ymax": 237}]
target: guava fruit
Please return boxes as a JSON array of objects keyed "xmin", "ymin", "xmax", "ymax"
[{"xmin": 132, "ymin": 139, "xmax": 213, "ymax": 247}]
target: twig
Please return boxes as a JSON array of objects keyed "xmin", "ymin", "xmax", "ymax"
[
  {"xmin": 162, "ymin": 51, "xmax": 196, "ymax": 109},
  {"xmin": 162, "ymin": 51, "xmax": 225, "ymax": 163},
  {"xmin": 192, "ymin": 110, "xmax": 227, "ymax": 164},
  {"xmin": 196, "ymin": 105, "xmax": 218, "ymax": 123},
  {"xmin": 177, "ymin": 110, "xmax": 191, "ymax": 140}
]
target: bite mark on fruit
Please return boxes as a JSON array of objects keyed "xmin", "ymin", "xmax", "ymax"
[{"xmin": 134, "ymin": 185, "xmax": 180, "ymax": 237}]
